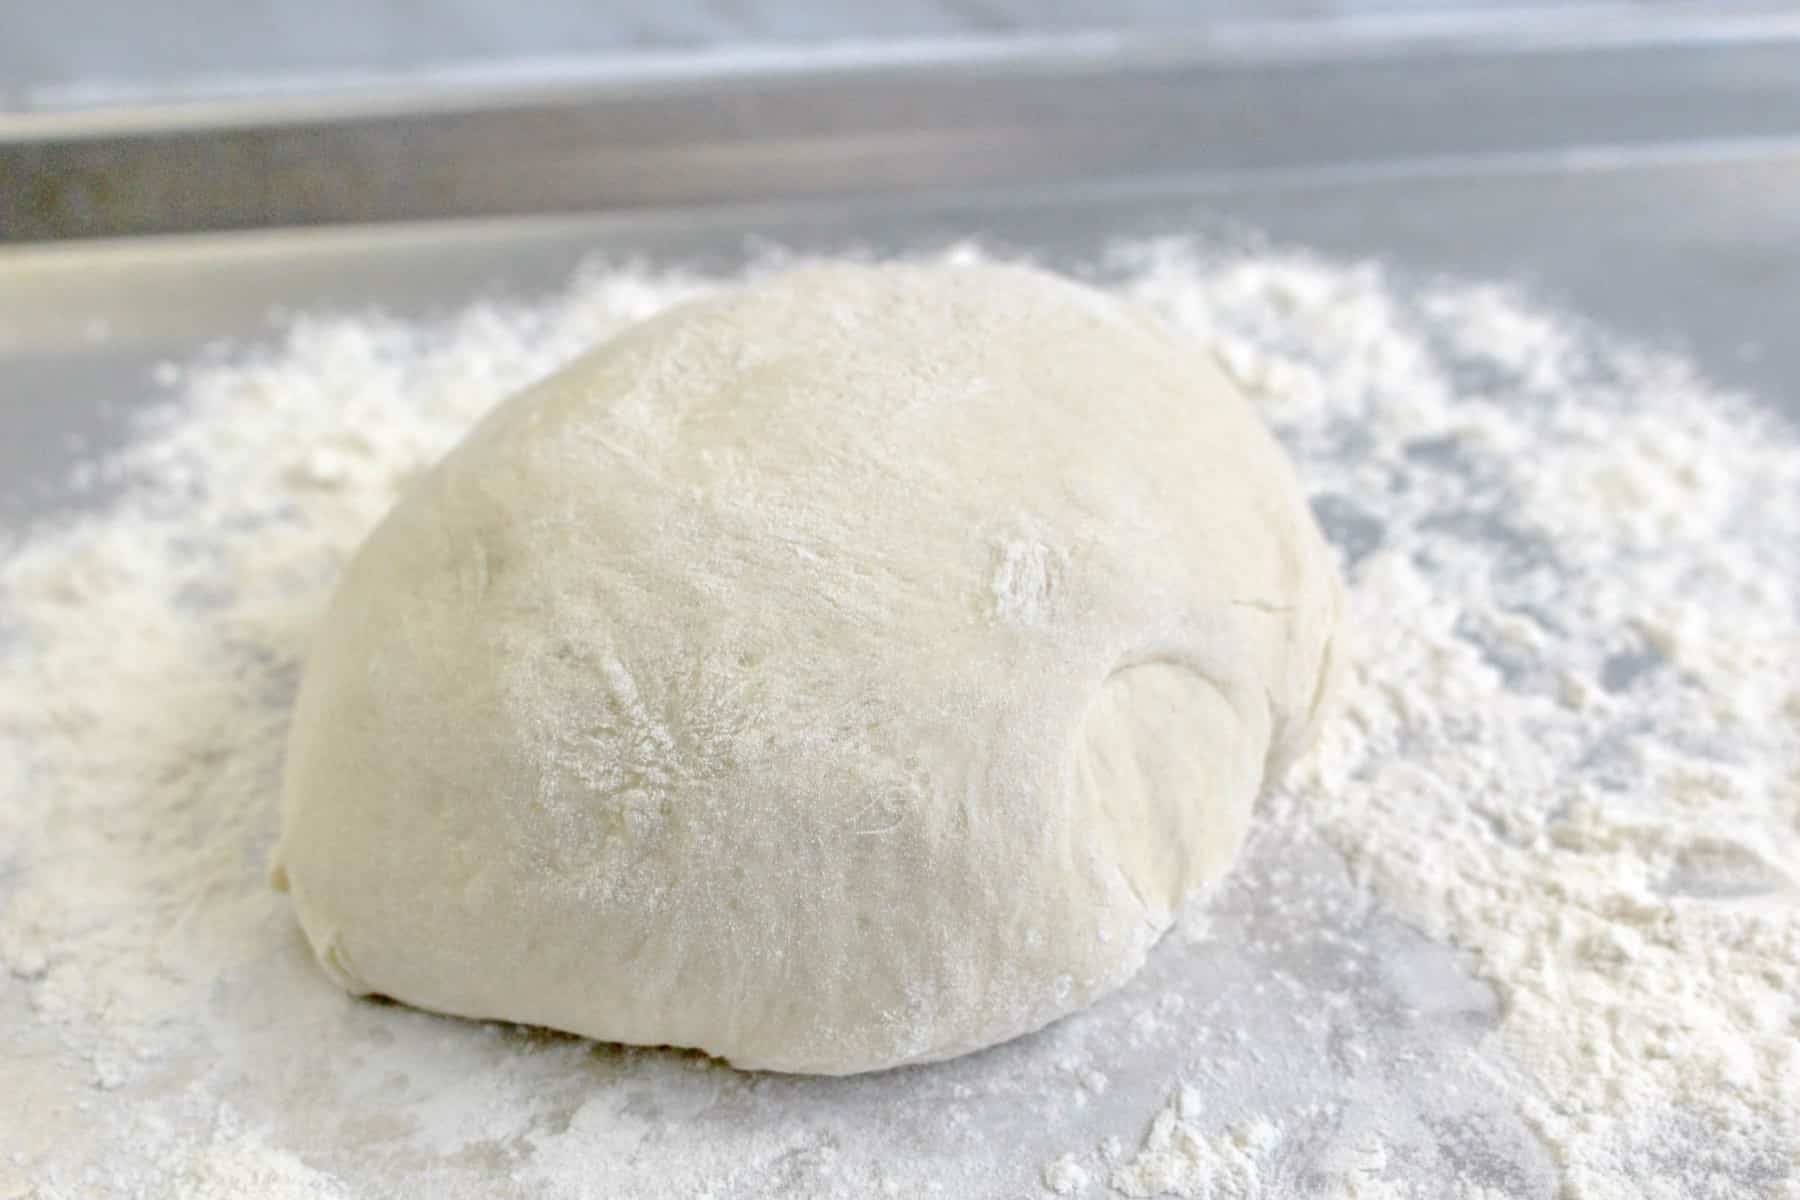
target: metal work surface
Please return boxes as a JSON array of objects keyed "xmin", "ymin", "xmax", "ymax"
[
  {"xmin": 6, "ymin": 27, "xmax": 1800, "ymax": 509},
  {"xmin": 8, "ymin": 15, "xmax": 1800, "ymax": 240},
  {"xmin": 5, "ymin": 2, "xmax": 1788, "ymax": 111},
  {"xmin": 2, "ymin": 20, "xmax": 1798, "ymax": 1198}
]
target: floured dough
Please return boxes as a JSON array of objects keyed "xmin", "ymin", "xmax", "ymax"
[{"xmin": 274, "ymin": 261, "xmax": 1344, "ymax": 1074}]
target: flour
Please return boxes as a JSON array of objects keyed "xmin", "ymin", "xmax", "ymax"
[
  {"xmin": 2, "ymin": 239, "xmax": 1796, "ymax": 1198},
  {"xmin": 1110, "ymin": 1086, "xmax": 1281, "ymax": 1197},
  {"xmin": 1130, "ymin": 246, "xmax": 1800, "ymax": 1200},
  {"xmin": 1103, "ymin": 1090, "xmax": 1399, "ymax": 1199},
  {"xmin": 1044, "ymin": 1153, "xmax": 1093, "ymax": 1195}
]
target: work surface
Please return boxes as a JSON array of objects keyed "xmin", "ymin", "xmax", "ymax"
[
  {"xmin": 2, "ymin": 24, "xmax": 1798, "ymax": 1200},
  {"xmin": 0, "ymin": 1, "xmax": 1728, "ymax": 109}
]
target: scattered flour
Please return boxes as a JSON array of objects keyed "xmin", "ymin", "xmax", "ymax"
[
  {"xmin": 1043, "ymin": 1152, "xmax": 1092, "ymax": 1196},
  {"xmin": 154, "ymin": 1113, "xmax": 352, "ymax": 1200},
  {"xmin": 1110, "ymin": 1086, "xmax": 1282, "ymax": 1198},
  {"xmin": 1, "ymin": 238, "xmax": 1795, "ymax": 1198},
  {"xmin": 1117, "ymin": 243, "xmax": 1800, "ymax": 1200}
]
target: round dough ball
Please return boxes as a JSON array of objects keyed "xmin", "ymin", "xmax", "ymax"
[{"xmin": 274, "ymin": 261, "xmax": 1344, "ymax": 1074}]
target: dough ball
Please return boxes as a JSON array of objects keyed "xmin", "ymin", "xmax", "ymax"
[{"xmin": 274, "ymin": 262, "xmax": 1344, "ymax": 1074}]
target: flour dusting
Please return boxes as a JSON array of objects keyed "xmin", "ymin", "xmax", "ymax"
[
  {"xmin": 1118, "ymin": 242, "xmax": 1800, "ymax": 1199},
  {"xmin": 2, "ymin": 239, "xmax": 1796, "ymax": 1198},
  {"xmin": 1110, "ymin": 1086, "xmax": 1281, "ymax": 1197}
]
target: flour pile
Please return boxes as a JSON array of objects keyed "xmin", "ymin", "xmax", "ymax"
[{"xmin": 1, "ymin": 241, "xmax": 1795, "ymax": 1199}]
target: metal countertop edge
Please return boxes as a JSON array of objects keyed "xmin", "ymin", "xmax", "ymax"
[
  {"xmin": 7, "ymin": 9, "xmax": 1800, "ymax": 139},
  {"xmin": 4, "ymin": 10, "xmax": 1800, "ymax": 244}
]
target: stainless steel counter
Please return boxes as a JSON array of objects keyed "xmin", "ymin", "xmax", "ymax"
[
  {"xmin": 3, "ymin": 2, "xmax": 1750, "ymax": 111},
  {"xmin": 5, "ymin": 23, "xmax": 1800, "ymax": 515},
  {"xmin": 2, "ymin": 19, "xmax": 1798, "ymax": 1198}
]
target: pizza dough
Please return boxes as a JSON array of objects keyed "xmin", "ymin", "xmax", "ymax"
[{"xmin": 273, "ymin": 261, "xmax": 1344, "ymax": 1074}]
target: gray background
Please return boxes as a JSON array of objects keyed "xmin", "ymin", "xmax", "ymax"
[{"xmin": 0, "ymin": 0, "xmax": 1737, "ymax": 110}]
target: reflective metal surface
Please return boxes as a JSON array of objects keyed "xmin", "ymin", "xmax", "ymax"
[
  {"xmin": 5, "ymin": 18, "xmax": 1800, "ymax": 240},
  {"xmin": 0, "ymin": 27, "xmax": 1797, "ymax": 1190},
  {"xmin": 4, "ymin": 28, "xmax": 1799, "ymax": 516}
]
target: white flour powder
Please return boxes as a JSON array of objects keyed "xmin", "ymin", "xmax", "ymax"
[{"xmin": 1, "ymin": 241, "xmax": 1795, "ymax": 1199}]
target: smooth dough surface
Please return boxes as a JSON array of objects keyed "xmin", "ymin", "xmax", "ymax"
[{"xmin": 275, "ymin": 262, "xmax": 1344, "ymax": 1074}]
